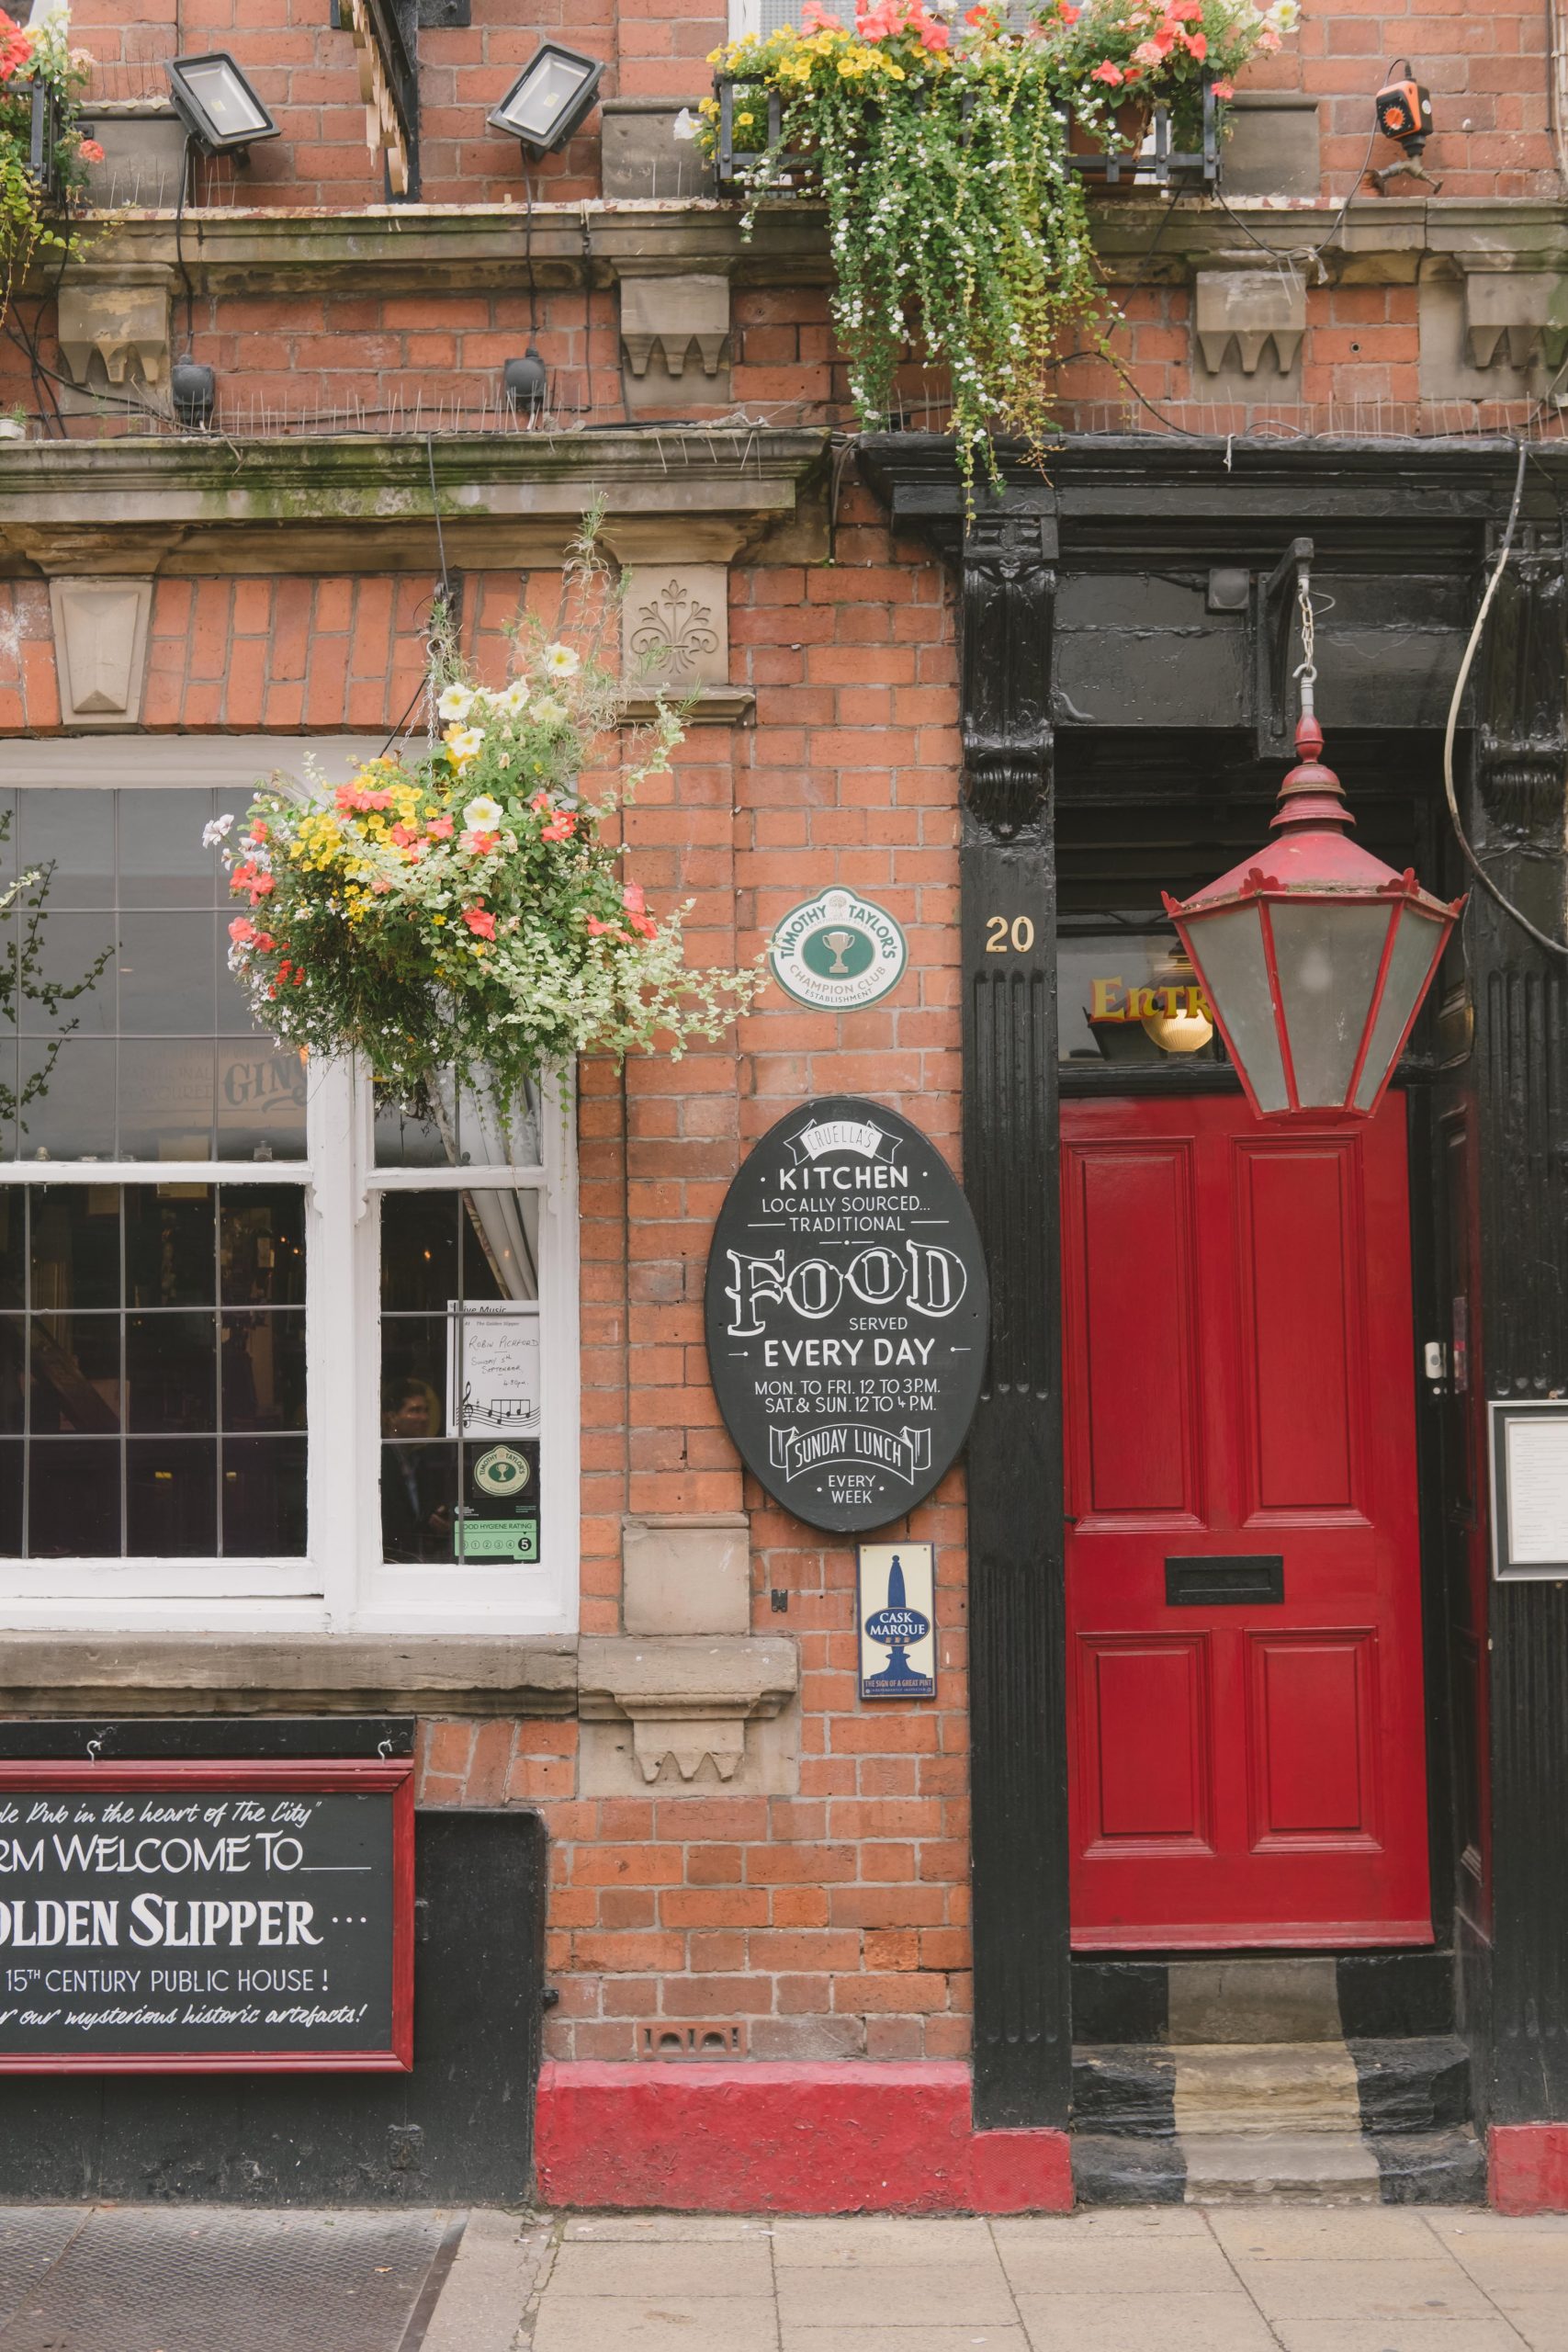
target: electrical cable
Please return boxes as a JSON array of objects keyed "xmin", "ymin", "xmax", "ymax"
[
  {"xmin": 174, "ymin": 133, "xmax": 197, "ymax": 355},
  {"xmin": 423, "ymin": 428, "xmax": 451, "ymax": 605},
  {"xmin": 1440, "ymin": 439, "xmax": 1568, "ymax": 962}
]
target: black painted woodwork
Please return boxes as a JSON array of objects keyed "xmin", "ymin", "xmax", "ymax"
[
  {"xmin": 0, "ymin": 1718, "xmax": 415, "ymax": 1760},
  {"xmin": 959, "ymin": 494, "xmax": 1071, "ymax": 2132},
  {"xmin": 860, "ymin": 433, "xmax": 1568, "ymax": 2137},
  {"xmin": 1461, "ymin": 519, "xmax": 1568, "ymax": 2127}
]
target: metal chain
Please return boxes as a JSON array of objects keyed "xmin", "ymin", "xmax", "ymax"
[{"xmin": 1294, "ymin": 567, "xmax": 1317, "ymax": 721}]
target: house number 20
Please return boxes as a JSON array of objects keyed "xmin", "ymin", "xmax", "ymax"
[{"xmin": 984, "ymin": 915, "xmax": 1035, "ymax": 954}]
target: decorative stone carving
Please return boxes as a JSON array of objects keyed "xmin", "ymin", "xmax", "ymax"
[
  {"xmin": 961, "ymin": 501, "xmax": 1057, "ymax": 839},
  {"xmin": 1193, "ymin": 265, "xmax": 1305, "ymax": 378},
  {"xmin": 577, "ymin": 1635, "xmax": 798, "ymax": 1788},
  {"xmin": 623, "ymin": 1513, "xmax": 750, "ymax": 1637},
  {"xmin": 57, "ymin": 266, "xmax": 173, "ymax": 391},
  {"xmin": 598, "ymin": 519, "xmax": 752, "ymax": 722},
  {"xmin": 619, "ymin": 271, "xmax": 731, "ymax": 408},
  {"xmin": 48, "ymin": 578, "xmax": 153, "ymax": 728},
  {"xmin": 1461, "ymin": 269, "xmax": 1568, "ymax": 373},
  {"xmin": 1474, "ymin": 526, "xmax": 1568, "ymax": 845}
]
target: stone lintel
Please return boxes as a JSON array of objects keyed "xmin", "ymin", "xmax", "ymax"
[{"xmin": 0, "ymin": 1633, "xmax": 581, "ymax": 1719}]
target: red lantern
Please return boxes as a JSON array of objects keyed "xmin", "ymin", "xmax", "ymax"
[{"xmin": 1165, "ymin": 714, "xmax": 1463, "ymax": 1121}]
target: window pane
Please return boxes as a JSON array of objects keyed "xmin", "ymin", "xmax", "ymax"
[
  {"xmin": 0, "ymin": 1191, "xmax": 17, "ymax": 1302},
  {"xmin": 0, "ymin": 1316, "xmax": 21, "ymax": 1434},
  {"xmin": 223, "ymin": 1436, "xmax": 307, "ymax": 1555},
  {"xmin": 125, "ymin": 1187, "xmax": 215, "ymax": 1307},
  {"xmin": 381, "ymin": 1316, "xmax": 450, "ymax": 1430},
  {"xmin": 15, "ymin": 792, "xmax": 113, "ymax": 908},
  {"xmin": 126, "ymin": 1312, "xmax": 217, "ymax": 1433},
  {"xmin": 380, "ymin": 1440, "xmax": 458, "ymax": 1562},
  {"xmin": 30, "ymin": 1186, "xmax": 120, "ymax": 1312},
  {"xmin": 220, "ymin": 1189, "xmax": 306, "ymax": 1306},
  {"xmin": 118, "ymin": 1039, "xmax": 216, "ymax": 1160},
  {"xmin": 28, "ymin": 1315, "xmax": 120, "ymax": 1434},
  {"xmin": 221, "ymin": 1310, "xmax": 306, "ymax": 1431},
  {"xmin": 374, "ymin": 1074, "xmax": 541, "ymax": 1169},
  {"xmin": 381, "ymin": 1193, "xmax": 460, "ymax": 1313},
  {"xmin": 217, "ymin": 1042, "xmax": 308, "ymax": 1162},
  {"xmin": 118, "ymin": 790, "xmax": 222, "ymax": 909},
  {"xmin": 116, "ymin": 912, "xmax": 217, "ymax": 1035},
  {"xmin": 20, "ymin": 913, "xmax": 117, "ymax": 1035},
  {"xmin": 461, "ymin": 1190, "xmax": 540, "ymax": 1304},
  {"xmin": 18, "ymin": 1039, "xmax": 117, "ymax": 1159},
  {"xmin": 28, "ymin": 1438, "xmax": 119, "ymax": 1555},
  {"xmin": 0, "ymin": 1440, "xmax": 19, "ymax": 1555},
  {"xmin": 126, "ymin": 1438, "xmax": 217, "ymax": 1555}
]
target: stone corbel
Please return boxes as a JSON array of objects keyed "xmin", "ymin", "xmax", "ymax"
[
  {"xmin": 1460, "ymin": 267, "xmax": 1568, "ymax": 375},
  {"xmin": 599, "ymin": 516, "xmax": 753, "ymax": 723},
  {"xmin": 1193, "ymin": 262, "xmax": 1305, "ymax": 379},
  {"xmin": 577, "ymin": 1636, "xmax": 798, "ymax": 1786},
  {"xmin": 618, "ymin": 270, "xmax": 732, "ymax": 407},
  {"xmin": 57, "ymin": 264, "xmax": 174, "ymax": 392},
  {"xmin": 49, "ymin": 578, "xmax": 154, "ymax": 727}
]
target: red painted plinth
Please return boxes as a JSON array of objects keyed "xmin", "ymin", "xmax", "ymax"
[
  {"xmin": 534, "ymin": 2061, "xmax": 1073, "ymax": 2215},
  {"xmin": 1490, "ymin": 2125, "xmax": 1568, "ymax": 2214}
]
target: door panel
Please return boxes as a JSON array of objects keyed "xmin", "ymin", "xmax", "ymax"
[{"xmin": 1064, "ymin": 1093, "xmax": 1431, "ymax": 1949}]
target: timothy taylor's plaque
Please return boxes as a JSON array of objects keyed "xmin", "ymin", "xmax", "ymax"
[
  {"xmin": 0, "ymin": 1760, "xmax": 413, "ymax": 2074},
  {"xmin": 705, "ymin": 1097, "xmax": 988, "ymax": 1533}
]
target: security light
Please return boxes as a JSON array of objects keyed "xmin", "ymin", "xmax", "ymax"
[
  {"xmin": 165, "ymin": 53, "xmax": 280, "ymax": 160},
  {"xmin": 488, "ymin": 43, "xmax": 604, "ymax": 158}
]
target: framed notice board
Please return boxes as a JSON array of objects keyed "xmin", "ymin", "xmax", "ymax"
[
  {"xmin": 0, "ymin": 1758, "xmax": 413, "ymax": 2074},
  {"xmin": 1489, "ymin": 1398, "xmax": 1568, "ymax": 1581}
]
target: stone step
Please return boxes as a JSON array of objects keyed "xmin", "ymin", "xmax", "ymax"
[
  {"xmin": 1073, "ymin": 2036, "xmax": 1472, "ymax": 2140},
  {"xmin": 1175, "ymin": 2042, "xmax": 1362, "ymax": 2136},
  {"xmin": 1181, "ymin": 2131, "xmax": 1382, "ymax": 2201}
]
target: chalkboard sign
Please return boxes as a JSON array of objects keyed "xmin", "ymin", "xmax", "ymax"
[
  {"xmin": 705, "ymin": 1097, "xmax": 989, "ymax": 1533},
  {"xmin": 0, "ymin": 1760, "xmax": 413, "ymax": 2074}
]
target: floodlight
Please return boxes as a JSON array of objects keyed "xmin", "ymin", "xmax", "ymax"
[
  {"xmin": 165, "ymin": 52, "xmax": 280, "ymax": 159},
  {"xmin": 488, "ymin": 43, "xmax": 604, "ymax": 158}
]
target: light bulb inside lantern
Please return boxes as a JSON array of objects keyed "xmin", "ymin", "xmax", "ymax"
[{"xmin": 1140, "ymin": 953, "xmax": 1215, "ymax": 1055}]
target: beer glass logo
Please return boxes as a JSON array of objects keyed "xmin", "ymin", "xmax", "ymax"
[{"xmin": 768, "ymin": 889, "xmax": 908, "ymax": 1011}]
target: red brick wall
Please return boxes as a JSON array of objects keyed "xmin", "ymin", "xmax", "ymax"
[{"xmin": 64, "ymin": 0, "xmax": 1558, "ymax": 205}]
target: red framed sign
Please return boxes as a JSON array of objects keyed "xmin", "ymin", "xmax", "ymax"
[{"xmin": 0, "ymin": 1760, "xmax": 413, "ymax": 2074}]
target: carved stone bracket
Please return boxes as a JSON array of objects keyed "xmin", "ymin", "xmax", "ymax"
[
  {"xmin": 1193, "ymin": 261, "xmax": 1305, "ymax": 378},
  {"xmin": 57, "ymin": 265, "xmax": 173, "ymax": 392},
  {"xmin": 48, "ymin": 578, "xmax": 153, "ymax": 727},
  {"xmin": 1474, "ymin": 524, "xmax": 1568, "ymax": 848},
  {"xmin": 961, "ymin": 500, "xmax": 1058, "ymax": 840},
  {"xmin": 1461, "ymin": 267, "xmax": 1568, "ymax": 374},
  {"xmin": 619, "ymin": 271, "xmax": 732, "ymax": 408},
  {"xmin": 577, "ymin": 1636, "xmax": 798, "ymax": 1787}
]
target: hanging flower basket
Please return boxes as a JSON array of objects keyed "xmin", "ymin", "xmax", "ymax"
[
  {"xmin": 213, "ymin": 546, "xmax": 765, "ymax": 1125},
  {"xmin": 1, "ymin": 14, "xmax": 100, "ymax": 344}
]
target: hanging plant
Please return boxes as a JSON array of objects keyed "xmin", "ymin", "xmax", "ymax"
[
  {"xmin": 212, "ymin": 537, "xmax": 765, "ymax": 1124},
  {"xmin": 0, "ymin": 6, "xmax": 99, "ymax": 347},
  {"xmin": 700, "ymin": 0, "xmax": 1300, "ymax": 493}
]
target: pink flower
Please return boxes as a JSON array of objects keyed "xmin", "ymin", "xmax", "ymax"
[
  {"xmin": 462, "ymin": 906, "xmax": 496, "ymax": 939},
  {"xmin": 540, "ymin": 813, "xmax": 575, "ymax": 842},
  {"xmin": 458, "ymin": 829, "xmax": 499, "ymax": 855},
  {"xmin": 800, "ymin": 0, "xmax": 843, "ymax": 25},
  {"xmin": 1167, "ymin": 0, "xmax": 1202, "ymax": 18},
  {"xmin": 587, "ymin": 916, "xmax": 627, "ymax": 940},
  {"xmin": 371, "ymin": 877, "xmax": 393, "ymax": 895},
  {"xmin": 1057, "ymin": 2, "xmax": 1080, "ymax": 17},
  {"xmin": 79, "ymin": 139, "xmax": 106, "ymax": 164},
  {"xmin": 426, "ymin": 812, "xmax": 454, "ymax": 838},
  {"xmin": 1212, "ymin": 76, "xmax": 1235, "ymax": 96},
  {"xmin": 1184, "ymin": 28, "xmax": 1206, "ymax": 57},
  {"xmin": 918, "ymin": 17, "xmax": 950, "ymax": 46},
  {"xmin": 622, "ymin": 882, "xmax": 648, "ymax": 916},
  {"xmin": 389, "ymin": 821, "xmax": 421, "ymax": 848},
  {"xmin": 529, "ymin": 791, "xmax": 553, "ymax": 812},
  {"xmin": 1133, "ymin": 38, "xmax": 1164, "ymax": 62},
  {"xmin": 1091, "ymin": 59, "xmax": 1124, "ymax": 83},
  {"xmin": 229, "ymin": 916, "xmax": 257, "ymax": 945}
]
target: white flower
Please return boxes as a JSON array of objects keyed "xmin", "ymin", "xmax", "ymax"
[
  {"xmin": 533, "ymin": 696, "xmax": 568, "ymax": 728},
  {"xmin": 438, "ymin": 684, "xmax": 476, "ymax": 721},
  {"xmin": 201, "ymin": 814, "xmax": 236, "ymax": 845},
  {"xmin": 541, "ymin": 643, "xmax": 581, "ymax": 680},
  {"xmin": 462, "ymin": 794, "xmax": 504, "ymax": 832},
  {"xmin": 496, "ymin": 679, "xmax": 531, "ymax": 716},
  {"xmin": 1265, "ymin": 0, "xmax": 1300, "ymax": 28},
  {"xmin": 672, "ymin": 107, "xmax": 697, "ymax": 142},
  {"xmin": 446, "ymin": 728, "xmax": 486, "ymax": 763}
]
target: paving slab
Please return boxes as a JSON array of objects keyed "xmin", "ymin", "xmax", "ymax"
[
  {"xmin": 561, "ymin": 2216, "xmax": 771, "ymax": 2243},
  {"xmin": 1014, "ymin": 2289, "xmax": 1280, "ymax": 2351},
  {"xmin": 1206, "ymin": 2207, "xmax": 1454, "ymax": 2259},
  {"xmin": 990, "ymin": 2209, "xmax": 1213, "ymax": 2242},
  {"xmin": 543, "ymin": 2238, "xmax": 775, "ymax": 2299},
  {"xmin": 1270, "ymin": 2324, "xmax": 1533, "ymax": 2352},
  {"xmin": 1426, "ymin": 2213, "xmax": 1568, "ymax": 2239},
  {"xmin": 422, "ymin": 2212, "xmax": 552, "ymax": 2352},
  {"xmin": 1434, "ymin": 2235, "xmax": 1568, "ymax": 2291},
  {"xmin": 780, "ymin": 2330, "xmax": 1031, "ymax": 2352},
  {"xmin": 1483, "ymin": 2294, "xmax": 1568, "ymax": 2351},
  {"xmin": 532, "ymin": 2295, "xmax": 780, "ymax": 2352},
  {"xmin": 1230, "ymin": 2256, "xmax": 1497, "ymax": 2323},
  {"xmin": 773, "ymin": 2218, "xmax": 1000, "ymax": 2266},
  {"xmin": 776, "ymin": 2258, "xmax": 1017, "ymax": 2329},
  {"xmin": 994, "ymin": 2233, "xmax": 1240, "ymax": 2297}
]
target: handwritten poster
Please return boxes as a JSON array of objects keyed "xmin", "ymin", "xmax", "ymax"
[{"xmin": 446, "ymin": 1302, "xmax": 542, "ymax": 1440}]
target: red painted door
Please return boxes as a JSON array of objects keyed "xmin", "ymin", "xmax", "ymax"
[{"xmin": 1062, "ymin": 1093, "xmax": 1431, "ymax": 1949}]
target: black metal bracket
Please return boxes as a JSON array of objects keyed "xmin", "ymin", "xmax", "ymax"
[
  {"xmin": 22, "ymin": 80, "xmax": 63, "ymax": 206},
  {"xmin": 1252, "ymin": 533, "xmax": 1314, "ymax": 760}
]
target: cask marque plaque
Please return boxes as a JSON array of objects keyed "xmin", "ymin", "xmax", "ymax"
[{"xmin": 705, "ymin": 1098, "xmax": 989, "ymax": 1533}]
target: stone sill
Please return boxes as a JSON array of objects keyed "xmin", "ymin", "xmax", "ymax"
[{"xmin": 0, "ymin": 1633, "xmax": 580, "ymax": 1718}]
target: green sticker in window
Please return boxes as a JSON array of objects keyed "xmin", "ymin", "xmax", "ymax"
[
  {"xmin": 473, "ymin": 1442, "xmax": 533, "ymax": 1498},
  {"xmin": 457, "ymin": 1518, "xmax": 539, "ymax": 1562}
]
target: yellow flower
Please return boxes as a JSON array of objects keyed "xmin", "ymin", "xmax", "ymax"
[{"xmin": 738, "ymin": 110, "xmax": 754, "ymax": 124}]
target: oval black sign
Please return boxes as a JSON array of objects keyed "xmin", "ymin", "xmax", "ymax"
[{"xmin": 704, "ymin": 1096, "xmax": 989, "ymax": 1533}]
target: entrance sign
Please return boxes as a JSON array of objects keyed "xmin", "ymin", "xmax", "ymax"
[
  {"xmin": 705, "ymin": 1097, "xmax": 989, "ymax": 1533},
  {"xmin": 1490, "ymin": 1399, "xmax": 1568, "ymax": 1580},
  {"xmin": 857, "ymin": 1544, "xmax": 936, "ymax": 1700},
  {"xmin": 768, "ymin": 889, "xmax": 908, "ymax": 1012},
  {"xmin": 0, "ymin": 1760, "xmax": 413, "ymax": 2074}
]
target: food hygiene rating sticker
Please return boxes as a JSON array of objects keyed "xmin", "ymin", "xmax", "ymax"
[{"xmin": 768, "ymin": 889, "xmax": 908, "ymax": 1012}]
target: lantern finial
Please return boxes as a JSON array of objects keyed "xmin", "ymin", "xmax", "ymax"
[{"xmin": 1271, "ymin": 709, "xmax": 1353, "ymax": 838}]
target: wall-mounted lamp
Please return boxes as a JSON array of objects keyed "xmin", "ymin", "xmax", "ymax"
[
  {"xmin": 165, "ymin": 52, "xmax": 280, "ymax": 161},
  {"xmin": 488, "ymin": 42, "xmax": 604, "ymax": 157}
]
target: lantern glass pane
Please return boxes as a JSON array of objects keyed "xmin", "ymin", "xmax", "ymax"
[
  {"xmin": 501, "ymin": 55, "xmax": 592, "ymax": 142},
  {"xmin": 181, "ymin": 60, "xmax": 268, "ymax": 140},
  {"xmin": 1268, "ymin": 898, "xmax": 1393, "ymax": 1109},
  {"xmin": 1182, "ymin": 902, "xmax": 1290, "ymax": 1112},
  {"xmin": 1352, "ymin": 901, "xmax": 1448, "ymax": 1112}
]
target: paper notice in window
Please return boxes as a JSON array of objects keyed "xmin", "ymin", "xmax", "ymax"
[
  {"xmin": 1505, "ymin": 1414, "xmax": 1568, "ymax": 1566},
  {"xmin": 446, "ymin": 1301, "xmax": 542, "ymax": 1439}
]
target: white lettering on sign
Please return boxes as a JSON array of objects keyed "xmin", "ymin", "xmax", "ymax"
[{"xmin": 725, "ymin": 1241, "xmax": 967, "ymax": 1335}]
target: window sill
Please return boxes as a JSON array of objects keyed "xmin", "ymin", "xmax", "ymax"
[{"xmin": 0, "ymin": 1632, "xmax": 581, "ymax": 1718}]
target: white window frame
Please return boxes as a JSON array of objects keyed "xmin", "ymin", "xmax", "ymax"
[{"xmin": 0, "ymin": 741, "xmax": 580, "ymax": 1638}]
